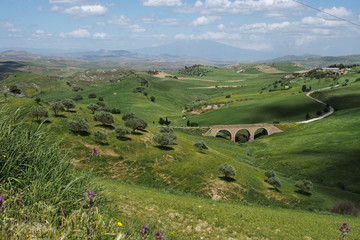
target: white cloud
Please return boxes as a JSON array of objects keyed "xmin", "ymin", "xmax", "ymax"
[
  {"xmin": 129, "ymin": 24, "xmax": 146, "ymax": 33},
  {"xmin": 49, "ymin": 0, "xmax": 84, "ymax": 4},
  {"xmin": 63, "ymin": 5, "xmax": 107, "ymax": 17},
  {"xmin": 93, "ymin": 32, "xmax": 107, "ymax": 39},
  {"xmin": 141, "ymin": 17, "xmax": 180, "ymax": 26},
  {"xmin": 50, "ymin": 5, "xmax": 63, "ymax": 12},
  {"xmin": 192, "ymin": 16, "xmax": 221, "ymax": 26},
  {"xmin": 96, "ymin": 22, "xmax": 106, "ymax": 27},
  {"xmin": 142, "ymin": 0, "xmax": 182, "ymax": 7},
  {"xmin": 317, "ymin": 6, "xmax": 353, "ymax": 20},
  {"xmin": 218, "ymin": 23, "xmax": 225, "ymax": 30},
  {"xmin": 32, "ymin": 30, "xmax": 53, "ymax": 37},
  {"xmin": 8, "ymin": 28, "xmax": 22, "ymax": 33},
  {"xmin": 174, "ymin": 31, "xmax": 241, "ymax": 40},
  {"xmin": 60, "ymin": 28, "xmax": 91, "ymax": 38},
  {"xmin": 295, "ymin": 36, "xmax": 317, "ymax": 46},
  {"xmin": 109, "ymin": 16, "xmax": 146, "ymax": 32},
  {"xmin": 0, "ymin": 22, "xmax": 14, "ymax": 28}
]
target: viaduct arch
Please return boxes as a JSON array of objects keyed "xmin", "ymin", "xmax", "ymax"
[{"xmin": 203, "ymin": 124, "xmax": 283, "ymax": 142}]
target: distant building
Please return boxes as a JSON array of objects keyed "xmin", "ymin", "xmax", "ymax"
[{"xmin": 284, "ymin": 74, "xmax": 295, "ymax": 79}]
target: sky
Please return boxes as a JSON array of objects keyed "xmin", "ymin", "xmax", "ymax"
[{"xmin": 1, "ymin": 0, "xmax": 360, "ymax": 57}]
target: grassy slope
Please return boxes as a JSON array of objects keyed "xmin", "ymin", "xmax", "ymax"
[{"xmin": 2, "ymin": 63, "xmax": 360, "ymax": 239}]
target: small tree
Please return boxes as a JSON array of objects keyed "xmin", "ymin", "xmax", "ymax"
[
  {"xmin": 68, "ymin": 117, "xmax": 89, "ymax": 133},
  {"xmin": 10, "ymin": 85, "xmax": 21, "ymax": 96},
  {"xmin": 93, "ymin": 111, "xmax": 114, "ymax": 125},
  {"xmin": 35, "ymin": 97, "xmax": 41, "ymax": 105},
  {"xmin": 115, "ymin": 125, "xmax": 131, "ymax": 137},
  {"xmin": 88, "ymin": 93, "xmax": 97, "ymax": 98},
  {"xmin": 87, "ymin": 103, "xmax": 99, "ymax": 114},
  {"xmin": 125, "ymin": 117, "xmax": 147, "ymax": 132},
  {"xmin": 61, "ymin": 98, "xmax": 76, "ymax": 111},
  {"xmin": 50, "ymin": 101, "xmax": 65, "ymax": 116},
  {"xmin": 29, "ymin": 106, "xmax": 49, "ymax": 121},
  {"xmin": 111, "ymin": 108, "xmax": 121, "ymax": 114},
  {"xmin": 153, "ymin": 133, "xmax": 175, "ymax": 147},
  {"xmin": 193, "ymin": 140, "xmax": 208, "ymax": 151},
  {"xmin": 218, "ymin": 163, "xmax": 236, "ymax": 178},
  {"xmin": 94, "ymin": 131, "xmax": 107, "ymax": 143},
  {"xmin": 160, "ymin": 126, "xmax": 175, "ymax": 135},
  {"xmin": 122, "ymin": 112, "xmax": 136, "ymax": 121},
  {"xmin": 295, "ymin": 179, "xmax": 313, "ymax": 194},
  {"xmin": 143, "ymin": 92, "xmax": 148, "ymax": 99},
  {"xmin": 73, "ymin": 95, "xmax": 83, "ymax": 101},
  {"xmin": 267, "ymin": 177, "xmax": 282, "ymax": 191},
  {"xmin": 150, "ymin": 96, "xmax": 155, "ymax": 102}
]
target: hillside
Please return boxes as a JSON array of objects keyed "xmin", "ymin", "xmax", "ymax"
[{"xmin": 1, "ymin": 61, "xmax": 359, "ymax": 239}]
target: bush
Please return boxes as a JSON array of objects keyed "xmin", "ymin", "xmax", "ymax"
[
  {"xmin": 93, "ymin": 111, "xmax": 114, "ymax": 125},
  {"xmin": 193, "ymin": 140, "xmax": 208, "ymax": 150},
  {"xmin": 122, "ymin": 112, "xmax": 135, "ymax": 121},
  {"xmin": 267, "ymin": 177, "xmax": 282, "ymax": 190},
  {"xmin": 68, "ymin": 117, "xmax": 89, "ymax": 133},
  {"xmin": 98, "ymin": 97, "xmax": 104, "ymax": 101},
  {"xmin": 34, "ymin": 97, "xmax": 41, "ymax": 104},
  {"xmin": 225, "ymin": 95, "xmax": 231, "ymax": 98},
  {"xmin": 115, "ymin": 126, "xmax": 130, "ymax": 137},
  {"xmin": 73, "ymin": 95, "xmax": 83, "ymax": 101},
  {"xmin": 10, "ymin": 85, "xmax": 21, "ymax": 95},
  {"xmin": 264, "ymin": 170, "xmax": 275, "ymax": 179},
  {"xmin": 111, "ymin": 108, "xmax": 121, "ymax": 114},
  {"xmin": 29, "ymin": 106, "xmax": 49, "ymax": 121},
  {"xmin": 330, "ymin": 200, "xmax": 359, "ymax": 216},
  {"xmin": 160, "ymin": 126, "xmax": 175, "ymax": 135},
  {"xmin": 295, "ymin": 179, "xmax": 313, "ymax": 194},
  {"xmin": 94, "ymin": 131, "xmax": 107, "ymax": 143},
  {"xmin": 218, "ymin": 163, "xmax": 236, "ymax": 178},
  {"xmin": 88, "ymin": 93, "xmax": 97, "ymax": 98},
  {"xmin": 150, "ymin": 96, "xmax": 155, "ymax": 102}
]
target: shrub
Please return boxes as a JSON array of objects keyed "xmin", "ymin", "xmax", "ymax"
[
  {"xmin": 73, "ymin": 95, "xmax": 83, "ymax": 101},
  {"xmin": 218, "ymin": 163, "xmax": 236, "ymax": 178},
  {"xmin": 93, "ymin": 111, "xmax": 114, "ymax": 125},
  {"xmin": 295, "ymin": 179, "xmax": 313, "ymax": 194},
  {"xmin": 88, "ymin": 93, "xmax": 97, "ymax": 98},
  {"xmin": 61, "ymin": 98, "xmax": 76, "ymax": 111},
  {"xmin": 264, "ymin": 170, "xmax": 275, "ymax": 179},
  {"xmin": 159, "ymin": 117, "xmax": 171, "ymax": 125},
  {"xmin": 193, "ymin": 140, "xmax": 208, "ymax": 150},
  {"xmin": 267, "ymin": 177, "xmax": 282, "ymax": 190},
  {"xmin": 94, "ymin": 131, "xmax": 107, "ymax": 143},
  {"xmin": 330, "ymin": 200, "xmax": 359, "ymax": 217},
  {"xmin": 115, "ymin": 126, "xmax": 130, "ymax": 137},
  {"xmin": 10, "ymin": 85, "xmax": 21, "ymax": 95},
  {"xmin": 98, "ymin": 97, "xmax": 104, "ymax": 101},
  {"xmin": 122, "ymin": 112, "xmax": 135, "ymax": 121},
  {"xmin": 150, "ymin": 96, "xmax": 155, "ymax": 102},
  {"xmin": 34, "ymin": 97, "xmax": 41, "ymax": 104},
  {"xmin": 29, "ymin": 106, "xmax": 49, "ymax": 121},
  {"xmin": 125, "ymin": 117, "xmax": 147, "ymax": 132},
  {"xmin": 160, "ymin": 126, "xmax": 175, "ymax": 135},
  {"xmin": 111, "ymin": 108, "xmax": 121, "ymax": 114},
  {"xmin": 68, "ymin": 117, "xmax": 89, "ymax": 133},
  {"xmin": 225, "ymin": 95, "xmax": 231, "ymax": 98}
]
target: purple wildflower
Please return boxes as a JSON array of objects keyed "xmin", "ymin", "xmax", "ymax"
[
  {"xmin": 139, "ymin": 224, "xmax": 150, "ymax": 237},
  {"xmin": 93, "ymin": 148, "xmax": 98, "ymax": 155},
  {"xmin": 89, "ymin": 150, "xmax": 93, "ymax": 154},
  {"xmin": 338, "ymin": 222, "xmax": 350, "ymax": 239},
  {"xmin": 85, "ymin": 191, "xmax": 96, "ymax": 206},
  {"xmin": 0, "ymin": 196, "xmax": 5, "ymax": 213},
  {"xmin": 154, "ymin": 231, "xmax": 164, "ymax": 240}
]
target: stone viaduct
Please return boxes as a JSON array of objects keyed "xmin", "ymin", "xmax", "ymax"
[{"xmin": 203, "ymin": 124, "xmax": 283, "ymax": 142}]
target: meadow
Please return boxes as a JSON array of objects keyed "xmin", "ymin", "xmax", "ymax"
[{"xmin": 0, "ymin": 61, "xmax": 359, "ymax": 239}]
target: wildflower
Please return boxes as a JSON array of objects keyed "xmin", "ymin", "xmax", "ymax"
[
  {"xmin": 2, "ymin": 155, "xmax": 5, "ymax": 158},
  {"xmin": 89, "ymin": 150, "xmax": 92, "ymax": 154},
  {"xmin": 140, "ymin": 224, "xmax": 150, "ymax": 237},
  {"xmin": 0, "ymin": 196, "xmax": 5, "ymax": 213},
  {"xmin": 154, "ymin": 231, "xmax": 164, "ymax": 240},
  {"xmin": 93, "ymin": 148, "xmax": 98, "ymax": 155},
  {"xmin": 117, "ymin": 222, "xmax": 124, "ymax": 227},
  {"xmin": 338, "ymin": 222, "xmax": 350, "ymax": 239},
  {"xmin": 84, "ymin": 190, "xmax": 96, "ymax": 207}
]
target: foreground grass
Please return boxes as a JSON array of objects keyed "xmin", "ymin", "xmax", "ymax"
[{"xmin": 100, "ymin": 177, "xmax": 360, "ymax": 240}]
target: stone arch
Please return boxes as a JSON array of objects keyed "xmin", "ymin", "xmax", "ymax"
[
  {"xmin": 215, "ymin": 129, "xmax": 232, "ymax": 141},
  {"xmin": 235, "ymin": 129, "xmax": 250, "ymax": 142},
  {"xmin": 254, "ymin": 127, "xmax": 268, "ymax": 140}
]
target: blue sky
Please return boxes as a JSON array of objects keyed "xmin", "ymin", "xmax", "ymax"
[{"xmin": 1, "ymin": 0, "xmax": 360, "ymax": 56}]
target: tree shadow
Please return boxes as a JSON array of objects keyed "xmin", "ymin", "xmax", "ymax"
[
  {"xmin": 96, "ymin": 141, "xmax": 109, "ymax": 146},
  {"xmin": 71, "ymin": 130, "xmax": 91, "ymax": 136},
  {"xmin": 67, "ymin": 110, "xmax": 77, "ymax": 113},
  {"xmin": 294, "ymin": 190, "xmax": 312, "ymax": 196},
  {"xmin": 138, "ymin": 129, "xmax": 148, "ymax": 133},
  {"xmin": 268, "ymin": 187, "xmax": 281, "ymax": 193},
  {"xmin": 219, "ymin": 176, "xmax": 236, "ymax": 182},
  {"xmin": 95, "ymin": 124, "xmax": 114, "ymax": 130},
  {"xmin": 116, "ymin": 136, "xmax": 131, "ymax": 141},
  {"xmin": 154, "ymin": 145, "xmax": 174, "ymax": 151},
  {"xmin": 131, "ymin": 131, "xmax": 143, "ymax": 135},
  {"xmin": 54, "ymin": 114, "xmax": 67, "ymax": 118}
]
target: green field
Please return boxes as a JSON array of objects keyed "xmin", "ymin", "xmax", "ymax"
[{"xmin": 1, "ymin": 62, "xmax": 359, "ymax": 239}]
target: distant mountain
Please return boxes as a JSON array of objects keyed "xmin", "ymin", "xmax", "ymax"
[
  {"xmin": 268, "ymin": 54, "xmax": 320, "ymax": 63},
  {"xmin": 134, "ymin": 40, "xmax": 272, "ymax": 62}
]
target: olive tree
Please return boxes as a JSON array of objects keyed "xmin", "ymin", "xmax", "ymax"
[
  {"xmin": 50, "ymin": 101, "xmax": 65, "ymax": 116},
  {"xmin": 87, "ymin": 103, "xmax": 100, "ymax": 114},
  {"xmin": 94, "ymin": 131, "xmax": 107, "ymax": 143},
  {"xmin": 124, "ymin": 117, "xmax": 147, "ymax": 132},
  {"xmin": 68, "ymin": 117, "xmax": 89, "ymax": 133},
  {"xmin": 267, "ymin": 177, "xmax": 282, "ymax": 191},
  {"xmin": 29, "ymin": 106, "xmax": 49, "ymax": 121},
  {"xmin": 295, "ymin": 179, "xmax": 313, "ymax": 194},
  {"xmin": 115, "ymin": 125, "xmax": 131, "ymax": 137},
  {"xmin": 193, "ymin": 140, "xmax": 208, "ymax": 151},
  {"xmin": 153, "ymin": 133, "xmax": 175, "ymax": 147},
  {"xmin": 93, "ymin": 111, "xmax": 114, "ymax": 125},
  {"xmin": 61, "ymin": 98, "xmax": 76, "ymax": 111}
]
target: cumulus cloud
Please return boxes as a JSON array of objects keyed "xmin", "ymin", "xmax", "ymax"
[
  {"xmin": 317, "ymin": 6, "xmax": 353, "ymax": 20},
  {"xmin": 32, "ymin": 30, "xmax": 53, "ymax": 38},
  {"xmin": 63, "ymin": 4, "xmax": 107, "ymax": 17},
  {"xmin": 49, "ymin": 0, "xmax": 84, "ymax": 4},
  {"xmin": 142, "ymin": 0, "xmax": 182, "ymax": 7},
  {"xmin": 8, "ymin": 28, "xmax": 22, "ymax": 33},
  {"xmin": 141, "ymin": 17, "xmax": 180, "ymax": 26},
  {"xmin": 295, "ymin": 36, "xmax": 317, "ymax": 46},
  {"xmin": 192, "ymin": 16, "xmax": 221, "ymax": 26},
  {"xmin": 93, "ymin": 32, "xmax": 107, "ymax": 39},
  {"xmin": 0, "ymin": 22, "xmax": 14, "ymax": 28}
]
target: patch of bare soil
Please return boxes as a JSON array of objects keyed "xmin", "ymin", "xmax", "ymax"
[
  {"xmin": 190, "ymin": 104, "xmax": 224, "ymax": 114},
  {"xmin": 204, "ymin": 178, "xmax": 245, "ymax": 201},
  {"xmin": 255, "ymin": 64, "xmax": 285, "ymax": 73},
  {"xmin": 225, "ymin": 80, "xmax": 244, "ymax": 83},
  {"xmin": 153, "ymin": 72, "xmax": 172, "ymax": 78},
  {"xmin": 177, "ymin": 77, "xmax": 216, "ymax": 82}
]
